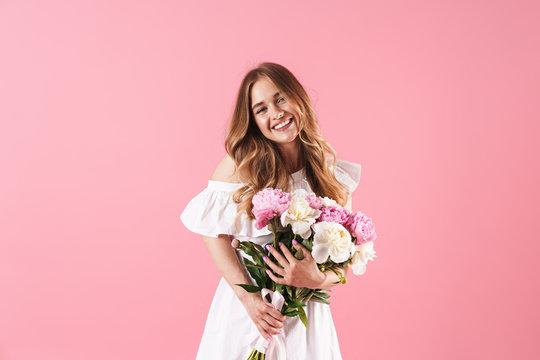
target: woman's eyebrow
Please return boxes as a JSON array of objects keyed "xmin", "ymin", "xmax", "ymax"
[{"xmin": 252, "ymin": 92, "xmax": 280, "ymax": 109}]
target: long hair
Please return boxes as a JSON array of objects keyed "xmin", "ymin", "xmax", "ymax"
[{"xmin": 225, "ymin": 62, "xmax": 349, "ymax": 219}]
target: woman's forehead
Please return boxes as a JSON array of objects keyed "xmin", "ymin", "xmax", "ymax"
[{"xmin": 251, "ymin": 77, "xmax": 282, "ymax": 106}]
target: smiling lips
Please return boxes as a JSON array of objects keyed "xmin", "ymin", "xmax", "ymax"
[{"xmin": 273, "ymin": 117, "xmax": 293, "ymax": 130}]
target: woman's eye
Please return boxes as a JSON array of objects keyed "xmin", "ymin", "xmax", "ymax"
[
  {"xmin": 278, "ymin": 97, "xmax": 286, "ymax": 103},
  {"xmin": 256, "ymin": 107, "xmax": 266, "ymax": 114}
]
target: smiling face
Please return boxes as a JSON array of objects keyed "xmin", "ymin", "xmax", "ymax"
[{"xmin": 250, "ymin": 76, "xmax": 300, "ymax": 147}]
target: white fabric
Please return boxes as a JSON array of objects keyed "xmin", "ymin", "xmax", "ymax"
[
  {"xmin": 180, "ymin": 159, "xmax": 361, "ymax": 360},
  {"xmin": 254, "ymin": 289, "xmax": 286, "ymax": 358}
]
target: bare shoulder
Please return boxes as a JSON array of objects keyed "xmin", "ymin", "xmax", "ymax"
[{"xmin": 211, "ymin": 154, "xmax": 242, "ymax": 183}]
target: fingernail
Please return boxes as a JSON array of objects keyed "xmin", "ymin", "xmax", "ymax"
[
  {"xmin": 292, "ymin": 239, "xmax": 299, "ymax": 245},
  {"xmin": 267, "ymin": 337, "xmax": 271, "ymax": 342},
  {"xmin": 278, "ymin": 241, "xmax": 283, "ymax": 246},
  {"xmin": 266, "ymin": 270, "xmax": 271, "ymax": 275},
  {"xmin": 263, "ymin": 256, "xmax": 268, "ymax": 262},
  {"xmin": 266, "ymin": 245, "xmax": 271, "ymax": 251}
]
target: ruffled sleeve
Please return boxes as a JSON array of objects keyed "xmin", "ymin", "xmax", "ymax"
[
  {"xmin": 179, "ymin": 180, "xmax": 271, "ymax": 238},
  {"xmin": 333, "ymin": 159, "xmax": 362, "ymax": 193}
]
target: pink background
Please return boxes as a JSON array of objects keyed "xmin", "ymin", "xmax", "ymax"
[{"xmin": 1, "ymin": 0, "xmax": 539, "ymax": 359}]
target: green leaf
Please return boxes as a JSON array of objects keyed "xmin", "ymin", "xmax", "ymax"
[
  {"xmin": 288, "ymin": 299, "xmax": 307, "ymax": 308},
  {"xmin": 243, "ymin": 258, "xmax": 256, "ymax": 267},
  {"xmin": 297, "ymin": 292, "xmax": 314, "ymax": 303},
  {"xmin": 246, "ymin": 266, "xmax": 264, "ymax": 288},
  {"xmin": 235, "ymin": 284, "xmax": 261, "ymax": 293},
  {"xmin": 253, "ymin": 243, "xmax": 267, "ymax": 254},
  {"xmin": 244, "ymin": 258, "xmax": 266, "ymax": 286},
  {"xmin": 265, "ymin": 273, "xmax": 273, "ymax": 290},
  {"xmin": 298, "ymin": 306, "xmax": 308, "ymax": 328},
  {"xmin": 296, "ymin": 287, "xmax": 311, "ymax": 299},
  {"xmin": 245, "ymin": 263, "xmax": 267, "ymax": 270},
  {"xmin": 313, "ymin": 290, "xmax": 330, "ymax": 299},
  {"xmin": 302, "ymin": 238, "xmax": 313, "ymax": 251},
  {"xmin": 238, "ymin": 244, "xmax": 256, "ymax": 257},
  {"xmin": 238, "ymin": 242, "xmax": 265, "ymax": 266},
  {"xmin": 283, "ymin": 309, "xmax": 301, "ymax": 317},
  {"xmin": 285, "ymin": 286, "xmax": 293, "ymax": 299},
  {"xmin": 311, "ymin": 295, "xmax": 330, "ymax": 304}
]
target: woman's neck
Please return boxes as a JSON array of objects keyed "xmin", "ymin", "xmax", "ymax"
[{"xmin": 278, "ymin": 139, "xmax": 304, "ymax": 173}]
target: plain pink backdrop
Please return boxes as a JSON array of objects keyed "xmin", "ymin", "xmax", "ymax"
[{"xmin": 1, "ymin": 0, "xmax": 539, "ymax": 359}]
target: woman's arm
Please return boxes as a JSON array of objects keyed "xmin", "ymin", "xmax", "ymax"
[
  {"xmin": 318, "ymin": 264, "xmax": 350, "ymax": 289},
  {"xmin": 202, "ymin": 234, "xmax": 285, "ymax": 340},
  {"xmin": 202, "ymin": 234, "xmax": 253, "ymax": 302},
  {"xmin": 202, "ymin": 154, "xmax": 285, "ymax": 340}
]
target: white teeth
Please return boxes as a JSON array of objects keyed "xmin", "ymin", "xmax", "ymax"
[{"xmin": 274, "ymin": 118, "xmax": 292, "ymax": 129}]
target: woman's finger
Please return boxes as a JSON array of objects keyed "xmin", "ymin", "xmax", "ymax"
[
  {"xmin": 268, "ymin": 308, "xmax": 287, "ymax": 323},
  {"xmin": 231, "ymin": 238, "xmax": 239, "ymax": 249},
  {"xmin": 264, "ymin": 313, "xmax": 283, "ymax": 329},
  {"xmin": 264, "ymin": 302, "xmax": 287, "ymax": 322},
  {"xmin": 265, "ymin": 244, "xmax": 289, "ymax": 266},
  {"xmin": 265, "ymin": 269, "xmax": 285, "ymax": 285},
  {"xmin": 262, "ymin": 321, "xmax": 281, "ymax": 336},
  {"xmin": 257, "ymin": 325, "xmax": 271, "ymax": 340},
  {"xmin": 258, "ymin": 314, "xmax": 280, "ymax": 337},
  {"xmin": 263, "ymin": 256, "xmax": 285, "ymax": 276},
  {"xmin": 278, "ymin": 241, "xmax": 298, "ymax": 263},
  {"xmin": 263, "ymin": 317, "xmax": 282, "ymax": 335}
]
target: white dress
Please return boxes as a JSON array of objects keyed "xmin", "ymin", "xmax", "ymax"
[{"xmin": 180, "ymin": 159, "xmax": 362, "ymax": 360}]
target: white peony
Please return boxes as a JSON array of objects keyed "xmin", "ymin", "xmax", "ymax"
[
  {"xmin": 350, "ymin": 241, "xmax": 377, "ymax": 275},
  {"xmin": 311, "ymin": 221, "xmax": 355, "ymax": 264},
  {"xmin": 281, "ymin": 189, "xmax": 322, "ymax": 239},
  {"xmin": 321, "ymin": 196, "xmax": 338, "ymax": 207}
]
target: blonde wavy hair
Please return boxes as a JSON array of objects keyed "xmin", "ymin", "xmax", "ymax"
[{"xmin": 225, "ymin": 62, "xmax": 349, "ymax": 219}]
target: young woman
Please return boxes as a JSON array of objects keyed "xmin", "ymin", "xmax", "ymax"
[{"xmin": 180, "ymin": 62, "xmax": 362, "ymax": 359}]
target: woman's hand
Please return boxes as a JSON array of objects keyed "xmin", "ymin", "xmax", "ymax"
[
  {"xmin": 240, "ymin": 292, "xmax": 286, "ymax": 340},
  {"xmin": 264, "ymin": 240, "xmax": 326, "ymax": 289},
  {"xmin": 231, "ymin": 238, "xmax": 286, "ymax": 340}
]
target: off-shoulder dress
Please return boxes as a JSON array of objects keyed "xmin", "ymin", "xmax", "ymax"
[{"xmin": 180, "ymin": 159, "xmax": 362, "ymax": 360}]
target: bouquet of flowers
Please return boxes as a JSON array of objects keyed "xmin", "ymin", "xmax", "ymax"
[{"xmin": 235, "ymin": 188, "xmax": 377, "ymax": 359}]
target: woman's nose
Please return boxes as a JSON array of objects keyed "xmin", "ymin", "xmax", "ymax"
[{"xmin": 272, "ymin": 109, "xmax": 284, "ymax": 120}]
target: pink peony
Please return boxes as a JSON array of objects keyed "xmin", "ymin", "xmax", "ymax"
[
  {"xmin": 347, "ymin": 211, "xmax": 377, "ymax": 245},
  {"xmin": 318, "ymin": 205, "xmax": 351, "ymax": 225},
  {"xmin": 306, "ymin": 194, "xmax": 323, "ymax": 210},
  {"xmin": 252, "ymin": 188, "xmax": 291, "ymax": 230}
]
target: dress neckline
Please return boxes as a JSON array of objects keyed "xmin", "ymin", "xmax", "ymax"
[
  {"xmin": 208, "ymin": 167, "xmax": 305, "ymax": 188},
  {"xmin": 290, "ymin": 166, "xmax": 305, "ymax": 180}
]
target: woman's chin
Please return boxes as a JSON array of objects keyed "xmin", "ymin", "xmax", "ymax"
[
  {"xmin": 272, "ymin": 135, "xmax": 300, "ymax": 148},
  {"xmin": 271, "ymin": 127, "xmax": 299, "ymax": 143}
]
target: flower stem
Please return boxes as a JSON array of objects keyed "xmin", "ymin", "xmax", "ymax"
[
  {"xmin": 271, "ymin": 218, "xmax": 277, "ymax": 291},
  {"xmin": 272, "ymin": 218, "xmax": 277, "ymax": 249}
]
